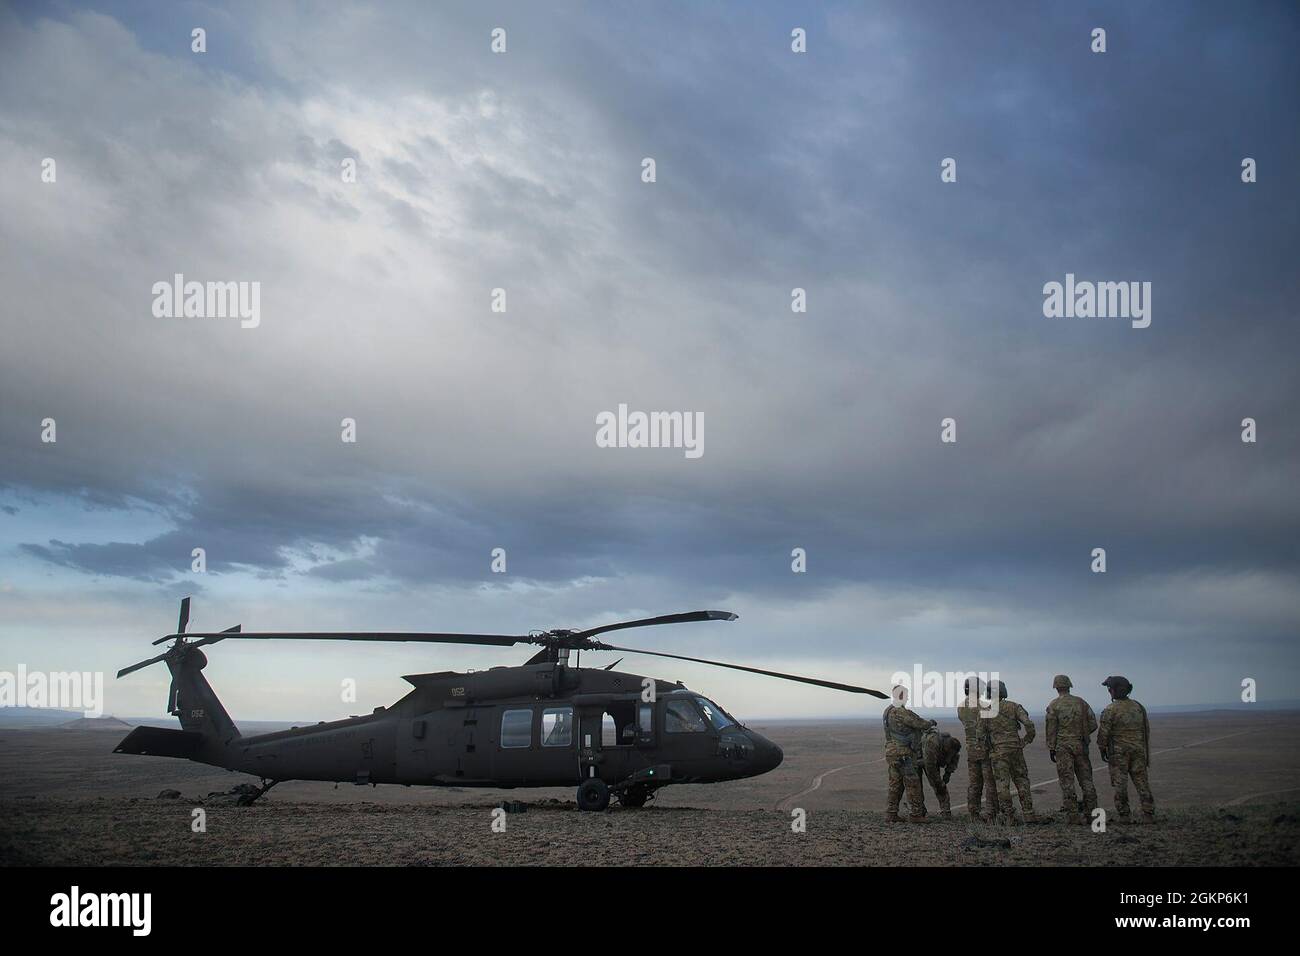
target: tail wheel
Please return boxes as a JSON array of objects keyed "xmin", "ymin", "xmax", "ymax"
[
  {"xmin": 617, "ymin": 785, "xmax": 649, "ymax": 809},
  {"xmin": 576, "ymin": 778, "xmax": 610, "ymax": 812}
]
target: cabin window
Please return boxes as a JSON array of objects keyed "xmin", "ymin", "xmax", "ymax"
[
  {"xmin": 500, "ymin": 708, "xmax": 533, "ymax": 748},
  {"xmin": 602, "ymin": 704, "xmax": 636, "ymax": 745},
  {"xmin": 665, "ymin": 699, "xmax": 707, "ymax": 733},
  {"xmin": 695, "ymin": 697, "xmax": 735, "ymax": 731},
  {"xmin": 541, "ymin": 707, "xmax": 573, "ymax": 747}
]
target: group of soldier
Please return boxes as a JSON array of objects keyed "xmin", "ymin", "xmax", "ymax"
[{"xmin": 882, "ymin": 673, "xmax": 1156, "ymax": 826}]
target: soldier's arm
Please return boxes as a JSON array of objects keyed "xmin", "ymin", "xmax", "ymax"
[
  {"xmin": 1017, "ymin": 704, "xmax": 1036, "ymax": 745},
  {"xmin": 899, "ymin": 708, "xmax": 934, "ymax": 732},
  {"xmin": 1044, "ymin": 702, "xmax": 1058, "ymax": 750},
  {"xmin": 1097, "ymin": 707, "xmax": 1111, "ymax": 752},
  {"xmin": 1084, "ymin": 701, "xmax": 1098, "ymax": 737},
  {"xmin": 1140, "ymin": 702, "xmax": 1151, "ymax": 763}
]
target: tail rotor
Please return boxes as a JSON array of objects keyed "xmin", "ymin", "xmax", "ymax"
[{"xmin": 117, "ymin": 598, "xmax": 240, "ymax": 714}]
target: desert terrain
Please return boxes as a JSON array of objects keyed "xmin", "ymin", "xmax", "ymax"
[{"xmin": 2, "ymin": 711, "xmax": 1298, "ymax": 866}]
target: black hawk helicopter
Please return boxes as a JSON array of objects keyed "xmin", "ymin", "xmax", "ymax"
[{"xmin": 114, "ymin": 598, "xmax": 887, "ymax": 810}]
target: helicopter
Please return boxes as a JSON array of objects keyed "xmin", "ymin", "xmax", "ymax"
[{"xmin": 114, "ymin": 598, "xmax": 887, "ymax": 810}]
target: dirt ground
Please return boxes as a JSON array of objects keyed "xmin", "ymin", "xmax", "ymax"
[
  {"xmin": 2, "ymin": 711, "xmax": 1298, "ymax": 865},
  {"xmin": 3, "ymin": 798, "xmax": 1297, "ymax": 866}
]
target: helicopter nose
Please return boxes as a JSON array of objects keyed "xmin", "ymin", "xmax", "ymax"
[{"xmin": 749, "ymin": 731, "xmax": 783, "ymax": 773}]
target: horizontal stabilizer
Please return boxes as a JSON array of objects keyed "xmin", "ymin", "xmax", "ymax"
[{"xmin": 113, "ymin": 725, "xmax": 204, "ymax": 759}]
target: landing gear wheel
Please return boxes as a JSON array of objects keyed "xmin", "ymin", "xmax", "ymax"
[
  {"xmin": 618, "ymin": 785, "xmax": 649, "ymax": 809},
  {"xmin": 577, "ymin": 778, "xmax": 610, "ymax": 811}
]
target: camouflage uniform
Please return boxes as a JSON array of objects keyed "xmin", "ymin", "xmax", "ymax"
[
  {"xmin": 1099, "ymin": 697, "xmax": 1153, "ymax": 821},
  {"xmin": 957, "ymin": 700, "xmax": 998, "ymax": 820},
  {"xmin": 988, "ymin": 698, "xmax": 1037, "ymax": 821},
  {"xmin": 882, "ymin": 702, "xmax": 934, "ymax": 820},
  {"xmin": 918, "ymin": 729, "xmax": 961, "ymax": 816},
  {"xmin": 1045, "ymin": 686, "xmax": 1099, "ymax": 822}
]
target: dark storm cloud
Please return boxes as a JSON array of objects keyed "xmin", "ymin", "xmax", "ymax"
[{"xmin": 1, "ymin": 1, "xmax": 1298, "ymax": 709}]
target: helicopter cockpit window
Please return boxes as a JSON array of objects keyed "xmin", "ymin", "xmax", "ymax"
[
  {"xmin": 541, "ymin": 707, "xmax": 573, "ymax": 747},
  {"xmin": 500, "ymin": 708, "xmax": 533, "ymax": 748},
  {"xmin": 695, "ymin": 697, "xmax": 735, "ymax": 731},
  {"xmin": 665, "ymin": 699, "xmax": 707, "ymax": 733}
]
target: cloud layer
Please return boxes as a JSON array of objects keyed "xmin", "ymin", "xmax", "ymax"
[{"xmin": 1, "ymin": 2, "xmax": 1297, "ymax": 718}]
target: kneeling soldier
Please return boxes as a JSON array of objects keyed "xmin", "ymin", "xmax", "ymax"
[{"xmin": 919, "ymin": 727, "xmax": 962, "ymax": 819}]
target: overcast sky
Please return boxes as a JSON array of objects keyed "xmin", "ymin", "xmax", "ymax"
[{"xmin": 1, "ymin": 1, "xmax": 1297, "ymax": 721}]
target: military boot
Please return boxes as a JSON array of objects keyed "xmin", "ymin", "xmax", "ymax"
[
  {"xmin": 968, "ymin": 809, "xmax": 982, "ymax": 823},
  {"xmin": 906, "ymin": 814, "xmax": 931, "ymax": 824},
  {"xmin": 1139, "ymin": 811, "xmax": 1156, "ymax": 825},
  {"xmin": 940, "ymin": 810, "xmax": 953, "ymax": 820},
  {"xmin": 885, "ymin": 811, "xmax": 903, "ymax": 823}
]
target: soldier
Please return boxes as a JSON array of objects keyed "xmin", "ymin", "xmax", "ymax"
[
  {"xmin": 918, "ymin": 727, "xmax": 962, "ymax": 819},
  {"xmin": 1098, "ymin": 675, "xmax": 1155, "ymax": 824},
  {"xmin": 957, "ymin": 677, "xmax": 999, "ymax": 822},
  {"xmin": 882, "ymin": 684, "xmax": 936, "ymax": 823},
  {"xmin": 1044, "ymin": 674, "xmax": 1099, "ymax": 825},
  {"xmin": 987, "ymin": 680, "xmax": 1040, "ymax": 824}
]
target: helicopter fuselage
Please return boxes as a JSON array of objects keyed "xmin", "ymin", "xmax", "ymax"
[{"xmin": 119, "ymin": 659, "xmax": 784, "ymax": 796}]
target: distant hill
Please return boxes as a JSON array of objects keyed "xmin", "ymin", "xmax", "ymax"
[
  {"xmin": 0, "ymin": 707, "xmax": 84, "ymax": 727},
  {"xmin": 758, "ymin": 700, "xmax": 1300, "ymax": 722},
  {"xmin": 0, "ymin": 708, "xmax": 306, "ymax": 732},
  {"xmin": 59, "ymin": 715, "xmax": 133, "ymax": 730},
  {"xmin": 906, "ymin": 700, "xmax": 1300, "ymax": 719},
  {"xmin": 1144, "ymin": 700, "xmax": 1300, "ymax": 714}
]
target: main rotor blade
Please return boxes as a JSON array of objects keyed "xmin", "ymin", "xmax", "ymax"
[
  {"xmin": 117, "ymin": 652, "xmax": 170, "ymax": 679},
  {"xmin": 160, "ymin": 631, "xmax": 526, "ymax": 648},
  {"xmin": 177, "ymin": 597, "xmax": 190, "ymax": 635},
  {"xmin": 599, "ymin": 644, "xmax": 888, "ymax": 697},
  {"xmin": 573, "ymin": 610, "xmax": 738, "ymax": 640}
]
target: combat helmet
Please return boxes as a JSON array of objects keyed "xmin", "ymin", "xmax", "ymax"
[
  {"xmin": 1102, "ymin": 675, "xmax": 1132, "ymax": 698},
  {"xmin": 1052, "ymin": 674, "xmax": 1072, "ymax": 690}
]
